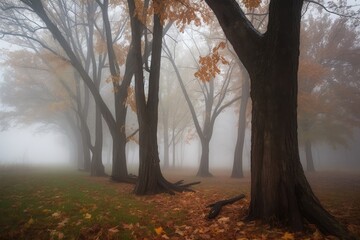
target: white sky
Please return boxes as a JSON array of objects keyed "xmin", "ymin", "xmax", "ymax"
[{"xmin": 0, "ymin": 126, "xmax": 70, "ymax": 165}]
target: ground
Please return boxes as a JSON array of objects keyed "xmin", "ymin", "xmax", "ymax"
[{"xmin": 0, "ymin": 166, "xmax": 359, "ymax": 240}]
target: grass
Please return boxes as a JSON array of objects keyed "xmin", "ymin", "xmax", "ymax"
[
  {"xmin": 0, "ymin": 167, "xmax": 155, "ymax": 240},
  {"xmin": 0, "ymin": 166, "xmax": 360, "ymax": 240}
]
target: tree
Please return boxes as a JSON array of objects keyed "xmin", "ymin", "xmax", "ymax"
[
  {"xmin": 231, "ymin": 67, "xmax": 249, "ymax": 178},
  {"xmin": 298, "ymin": 13, "xmax": 359, "ymax": 172},
  {"xmin": 0, "ymin": 50, "xmax": 85, "ymax": 167},
  {"xmin": 231, "ymin": 6, "xmax": 268, "ymax": 178},
  {"xmin": 1, "ymin": 0, "xmax": 136, "ymax": 180},
  {"xmin": 205, "ymin": 0, "xmax": 354, "ymax": 238},
  {"xmin": 164, "ymin": 34, "xmax": 240, "ymax": 177},
  {"xmin": 158, "ymin": 72, "xmax": 193, "ymax": 168},
  {"xmin": 128, "ymin": 0, "xmax": 205, "ymax": 194}
]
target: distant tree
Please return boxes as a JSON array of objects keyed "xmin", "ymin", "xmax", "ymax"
[
  {"xmin": 158, "ymin": 72, "xmax": 193, "ymax": 168},
  {"xmin": 0, "ymin": 0, "xmax": 137, "ymax": 180},
  {"xmin": 164, "ymin": 36, "xmax": 240, "ymax": 177},
  {"xmin": 0, "ymin": 50, "xmax": 84, "ymax": 166},
  {"xmin": 298, "ymin": 13, "xmax": 359, "ymax": 172}
]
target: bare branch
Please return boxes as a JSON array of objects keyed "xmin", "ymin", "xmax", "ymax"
[{"xmin": 305, "ymin": 0, "xmax": 360, "ymax": 19}]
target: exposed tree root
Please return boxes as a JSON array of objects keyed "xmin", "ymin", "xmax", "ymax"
[
  {"xmin": 207, "ymin": 194, "xmax": 246, "ymax": 219},
  {"xmin": 297, "ymin": 178, "xmax": 357, "ymax": 240},
  {"xmin": 110, "ymin": 175, "xmax": 137, "ymax": 184},
  {"xmin": 243, "ymin": 176, "xmax": 357, "ymax": 240},
  {"xmin": 157, "ymin": 176, "xmax": 201, "ymax": 195}
]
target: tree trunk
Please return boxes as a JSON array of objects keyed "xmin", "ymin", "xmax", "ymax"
[
  {"xmin": 196, "ymin": 137, "xmax": 212, "ymax": 177},
  {"xmin": 128, "ymin": 0, "xmax": 197, "ymax": 195},
  {"xmin": 80, "ymin": 125, "xmax": 91, "ymax": 171},
  {"xmin": 91, "ymin": 106, "xmax": 105, "ymax": 176},
  {"xmin": 305, "ymin": 139, "xmax": 315, "ymax": 172},
  {"xmin": 163, "ymin": 110, "xmax": 170, "ymax": 169},
  {"xmin": 205, "ymin": 0, "xmax": 354, "ymax": 238},
  {"xmin": 133, "ymin": 3, "xmax": 164, "ymax": 194},
  {"xmin": 111, "ymin": 106, "xmax": 132, "ymax": 182},
  {"xmin": 172, "ymin": 128, "xmax": 176, "ymax": 167},
  {"xmin": 231, "ymin": 76, "xmax": 249, "ymax": 178}
]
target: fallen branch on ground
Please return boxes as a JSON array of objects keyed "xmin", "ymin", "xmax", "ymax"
[{"xmin": 207, "ymin": 194, "xmax": 246, "ymax": 219}]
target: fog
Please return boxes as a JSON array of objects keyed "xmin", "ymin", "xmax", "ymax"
[
  {"xmin": 0, "ymin": 1, "xmax": 359, "ymax": 176},
  {"xmin": 0, "ymin": 126, "xmax": 70, "ymax": 166}
]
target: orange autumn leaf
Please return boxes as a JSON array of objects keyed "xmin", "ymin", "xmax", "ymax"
[{"xmin": 194, "ymin": 42, "xmax": 229, "ymax": 82}]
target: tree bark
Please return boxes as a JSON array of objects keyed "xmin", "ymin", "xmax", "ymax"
[
  {"xmin": 91, "ymin": 106, "xmax": 105, "ymax": 176},
  {"xmin": 196, "ymin": 138, "xmax": 212, "ymax": 177},
  {"xmin": 231, "ymin": 76, "xmax": 249, "ymax": 178},
  {"xmin": 80, "ymin": 125, "xmax": 91, "ymax": 171},
  {"xmin": 205, "ymin": 0, "xmax": 354, "ymax": 238},
  {"xmin": 132, "ymin": 1, "xmax": 164, "ymax": 194},
  {"xmin": 111, "ymin": 102, "xmax": 130, "ymax": 182},
  {"xmin": 305, "ymin": 139, "xmax": 315, "ymax": 172},
  {"xmin": 98, "ymin": 0, "xmax": 131, "ymax": 180},
  {"xmin": 128, "ymin": 0, "xmax": 197, "ymax": 195}
]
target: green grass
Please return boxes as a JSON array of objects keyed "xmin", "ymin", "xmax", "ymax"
[{"xmin": 0, "ymin": 167, "xmax": 156, "ymax": 240}]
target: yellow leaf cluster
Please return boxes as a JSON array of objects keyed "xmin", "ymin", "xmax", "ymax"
[{"xmin": 194, "ymin": 42, "xmax": 229, "ymax": 82}]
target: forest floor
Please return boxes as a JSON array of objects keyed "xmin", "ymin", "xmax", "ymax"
[{"xmin": 0, "ymin": 166, "xmax": 359, "ymax": 240}]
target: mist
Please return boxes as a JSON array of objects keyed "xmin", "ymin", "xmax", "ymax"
[{"xmin": 0, "ymin": 1, "xmax": 359, "ymax": 239}]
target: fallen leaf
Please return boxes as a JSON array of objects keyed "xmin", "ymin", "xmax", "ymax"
[
  {"xmin": 313, "ymin": 229, "xmax": 324, "ymax": 240},
  {"xmin": 108, "ymin": 226, "xmax": 119, "ymax": 234},
  {"xmin": 162, "ymin": 234, "xmax": 170, "ymax": 239},
  {"xmin": 27, "ymin": 218, "xmax": 34, "ymax": 225},
  {"xmin": 282, "ymin": 232, "xmax": 295, "ymax": 240},
  {"xmin": 52, "ymin": 211, "xmax": 61, "ymax": 218},
  {"xmin": 123, "ymin": 223, "xmax": 133, "ymax": 230},
  {"xmin": 57, "ymin": 218, "xmax": 69, "ymax": 228},
  {"xmin": 175, "ymin": 229, "xmax": 185, "ymax": 236},
  {"xmin": 58, "ymin": 232, "xmax": 64, "ymax": 239},
  {"xmin": 155, "ymin": 226, "xmax": 164, "ymax": 235},
  {"xmin": 84, "ymin": 213, "xmax": 92, "ymax": 219},
  {"xmin": 218, "ymin": 217, "xmax": 230, "ymax": 223}
]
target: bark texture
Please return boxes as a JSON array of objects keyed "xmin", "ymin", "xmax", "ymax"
[
  {"xmin": 205, "ymin": 0, "xmax": 354, "ymax": 239},
  {"xmin": 128, "ymin": 0, "xmax": 198, "ymax": 195}
]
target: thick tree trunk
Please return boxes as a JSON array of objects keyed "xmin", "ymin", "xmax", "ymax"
[
  {"xmin": 305, "ymin": 139, "xmax": 315, "ymax": 172},
  {"xmin": 205, "ymin": 0, "xmax": 354, "ymax": 239},
  {"xmin": 91, "ymin": 106, "xmax": 105, "ymax": 176},
  {"xmin": 231, "ymin": 76, "xmax": 249, "ymax": 178},
  {"xmin": 196, "ymin": 138, "xmax": 212, "ymax": 177},
  {"xmin": 133, "ymin": 4, "xmax": 164, "ymax": 194}
]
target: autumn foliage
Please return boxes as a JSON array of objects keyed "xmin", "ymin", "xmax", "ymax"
[{"xmin": 194, "ymin": 42, "xmax": 229, "ymax": 82}]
